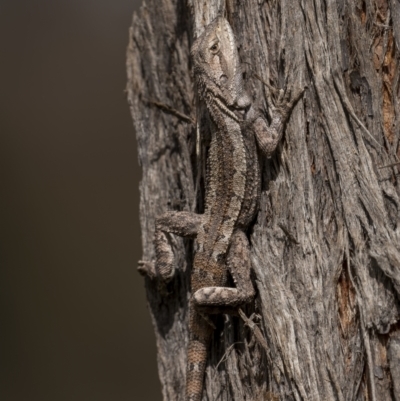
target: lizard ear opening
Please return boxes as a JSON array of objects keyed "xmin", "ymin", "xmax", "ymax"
[{"xmin": 220, "ymin": 75, "xmax": 228, "ymax": 85}]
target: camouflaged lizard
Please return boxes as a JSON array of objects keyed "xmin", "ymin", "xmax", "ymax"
[{"xmin": 139, "ymin": 16, "xmax": 303, "ymax": 401}]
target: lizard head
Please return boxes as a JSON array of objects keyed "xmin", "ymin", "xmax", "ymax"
[{"xmin": 191, "ymin": 17, "xmax": 250, "ymax": 111}]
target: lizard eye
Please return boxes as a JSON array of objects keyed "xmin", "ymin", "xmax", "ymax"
[{"xmin": 210, "ymin": 42, "xmax": 219, "ymax": 53}]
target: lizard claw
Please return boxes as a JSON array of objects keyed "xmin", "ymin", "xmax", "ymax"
[
  {"xmin": 280, "ymin": 87, "xmax": 288, "ymax": 103},
  {"xmin": 248, "ymin": 312, "xmax": 262, "ymax": 323},
  {"xmin": 287, "ymin": 85, "xmax": 306, "ymax": 109},
  {"xmin": 277, "ymin": 88, "xmax": 285, "ymax": 103}
]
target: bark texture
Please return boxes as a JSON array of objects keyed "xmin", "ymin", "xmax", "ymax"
[{"xmin": 126, "ymin": 0, "xmax": 400, "ymax": 399}]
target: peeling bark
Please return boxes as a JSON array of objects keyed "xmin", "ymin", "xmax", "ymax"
[{"xmin": 126, "ymin": 0, "xmax": 400, "ymax": 399}]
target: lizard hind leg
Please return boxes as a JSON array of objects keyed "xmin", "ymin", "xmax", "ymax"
[
  {"xmin": 193, "ymin": 230, "xmax": 255, "ymax": 313},
  {"xmin": 138, "ymin": 211, "xmax": 202, "ymax": 281}
]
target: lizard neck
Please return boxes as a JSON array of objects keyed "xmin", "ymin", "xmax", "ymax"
[{"xmin": 198, "ymin": 97, "xmax": 247, "ymax": 261}]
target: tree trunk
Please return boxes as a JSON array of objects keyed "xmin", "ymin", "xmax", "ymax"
[{"xmin": 126, "ymin": 0, "xmax": 400, "ymax": 399}]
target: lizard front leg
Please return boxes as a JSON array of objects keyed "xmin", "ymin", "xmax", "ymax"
[
  {"xmin": 192, "ymin": 230, "xmax": 255, "ymax": 314},
  {"xmin": 249, "ymin": 85, "xmax": 305, "ymax": 157},
  {"xmin": 138, "ymin": 211, "xmax": 202, "ymax": 281}
]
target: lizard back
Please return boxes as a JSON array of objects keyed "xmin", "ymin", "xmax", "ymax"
[{"xmin": 186, "ymin": 17, "xmax": 254, "ymax": 401}]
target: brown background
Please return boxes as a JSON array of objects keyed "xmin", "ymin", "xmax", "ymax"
[{"xmin": 0, "ymin": 1, "xmax": 161, "ymax": 399}]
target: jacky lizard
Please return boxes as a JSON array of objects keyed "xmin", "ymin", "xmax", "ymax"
[{"xmin": 139, "ymin": 16, "xmax": 303, "ymax": 401}]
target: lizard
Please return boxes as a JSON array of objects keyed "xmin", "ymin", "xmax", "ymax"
[{"xmin": 138, "ymin": 16, "xmax": 303, "ymax": 401}]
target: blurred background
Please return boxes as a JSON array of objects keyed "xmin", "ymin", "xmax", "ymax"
[{"xmin": 0, "ymin": 1, "xmax": 162, "ymax": 400}]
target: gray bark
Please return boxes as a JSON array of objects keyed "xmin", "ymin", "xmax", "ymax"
[{"xmin": 126, "ymin": 0, "xmax": 400, "ymax": 399}]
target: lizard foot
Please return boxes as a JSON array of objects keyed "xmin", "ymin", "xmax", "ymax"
[
  {"xmin": 265, "ymin": 83, "xmax": 306, "ymax": 120},
  {"xmin": 137, "ymin": 260, "xmax": 156, "ymax": 279},
  {"xmin": 193, "ymin": 287, "xmax": 252, "ymax": 310}
]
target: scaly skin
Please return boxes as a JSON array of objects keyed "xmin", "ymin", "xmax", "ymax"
[{"xmin": 138, "ymin": 17, "xmax": 304, "ymax": 401}]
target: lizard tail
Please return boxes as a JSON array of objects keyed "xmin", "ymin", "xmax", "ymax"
[{"xmin": 185, "ymin": 309, "xmax": 213, "ymax": 401}]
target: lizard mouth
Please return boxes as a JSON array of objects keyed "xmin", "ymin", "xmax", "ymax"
[
  {"xmin": 231, "ymin": 101, "xmax": 250, "ymax": 120},
  {"xmin": 228, "ymin": 95, "xmax": 251, "ymax": 120},
  {"xmin": 211, "ymin": 95, "xmax": 250, "ymax": 122}
]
